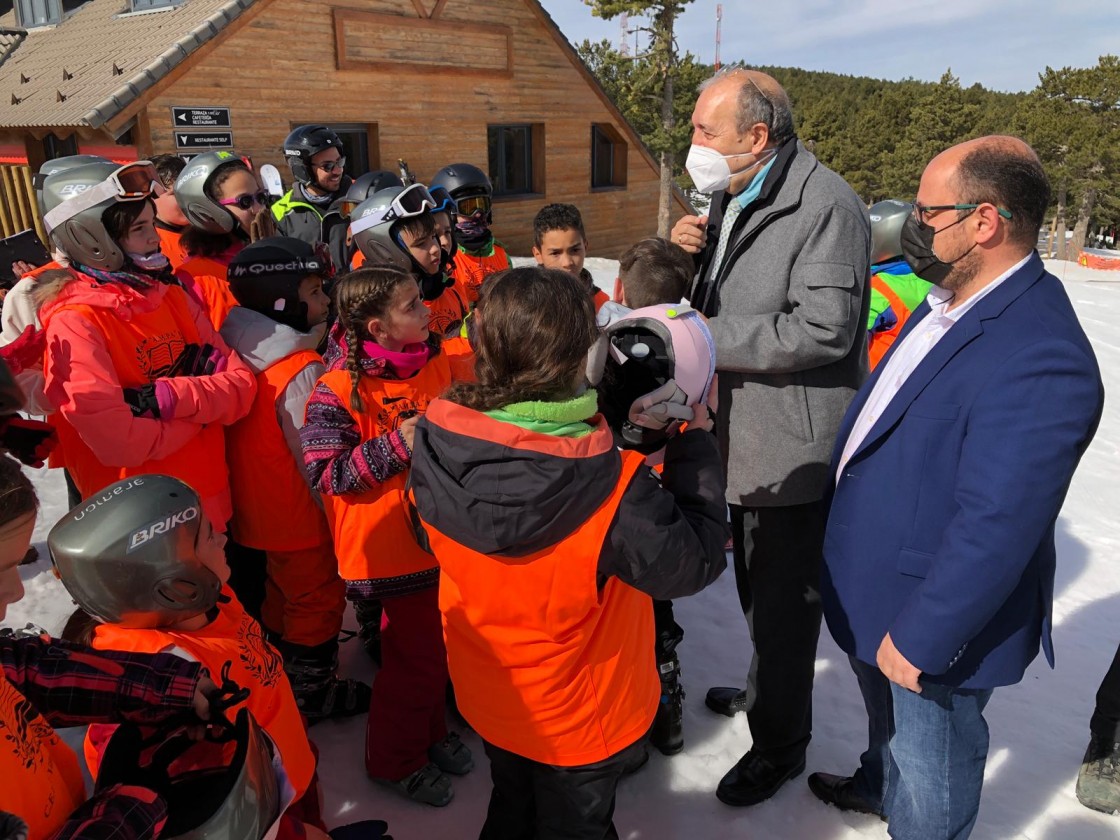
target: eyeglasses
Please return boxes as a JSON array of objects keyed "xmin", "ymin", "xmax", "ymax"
[
  {"xmin": 43, "ymin": 160, "xmax": 163, "ymax": 233},
  {"xmin": 455, "ymin": 194, "xmax": 491, "ymax": 217},
  {"xmin": 314, "ymin": 157, "xmax": 346, "ymax": 174},
  {"xmin": 349, "ymin": 183, "xmax": 438, "ymax": 236},
  {"xmin": 218, "ymin": 191, "xmax": 271, "ymax": 211},
  {"xmin": 912, "ymin": 202, "xmax": 1013, "ymax": 224}
]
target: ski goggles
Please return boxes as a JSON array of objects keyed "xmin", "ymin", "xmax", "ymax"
[
  {"xmin": 350, "ymin": 183, "xmax": 438, "ymax": 236},
  {"xmin": 455, "ymin": 194, "xmax": 491, "ymax": 217},
  {"xmin": 43, "ymin": 161, "xmax": 163, "ymax": 233},
  {"xmin": 218, "ymin": 191, "xmax": 271, "ymax": 211},
  {"xmin": 429, "ymin": 186, "xmax": 456, "ymax": 216}
]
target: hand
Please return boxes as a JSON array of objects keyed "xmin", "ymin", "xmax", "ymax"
[
  {"xmin": 670, "ymin": 215, "xmax": 708, "ymax": 255},
  {"xmin": 0, "ymin": 325, "xmax": 47, "ymax": 376},
  {"xmin": 10, "ymin": 260, "xmax": 37, "ymax": 279},
  {"xmin": 249, "ymin": 206, "xmax": 277, "ymax": 242},
  {"xmin": 629, "ymin": 380, "xmax": 692, "ymax": 431},
  {"xmin": 184, "ymin": 673, "xmax": 219, "ymax": 740},
  {"xmin": 398, "ymin": 415, "xmax": 420, "ymax": 451},
  {"xmin": 168, "ymin": 343, "xmax": 228, "ymax": 378},
  {"xmin": 876, "ymin": 632, "xmax": 922, "ymax": 693}
]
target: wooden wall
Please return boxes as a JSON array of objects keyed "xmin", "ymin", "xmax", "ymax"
[{"xmin": 140, "ymin": 0, "xmax": 680, "ymax": 257}]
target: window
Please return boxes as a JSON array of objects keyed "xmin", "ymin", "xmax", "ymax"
[
  {"xmin": 42, "ymin": 133, "xmax": 77, "ymax": 161},
  {"xmin": 291, "ymin": 122, "xmax": 378, "ymax": 176},
  {"xmin": 488, "ymin": 124, "xmax": 544, "ymax": 197},
  {"xmin": 591, "ymin": 124, "xmax": 627, "ymax": 190},
  {"xmin": 16, "ymin": 0, "xmax": 62, "ymax": 27}
]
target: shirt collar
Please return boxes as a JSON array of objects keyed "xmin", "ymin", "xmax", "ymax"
[{"xmin": 925, "ymin": 254, "xmax": 1032, "ymax": 323}]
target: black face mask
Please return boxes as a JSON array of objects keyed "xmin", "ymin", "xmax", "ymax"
[{"xmin": 900, "ymin": 211, "xmax": 977, "ymax": 287}]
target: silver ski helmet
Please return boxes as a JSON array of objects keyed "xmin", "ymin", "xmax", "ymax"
[
  {"xmin": 228, "ymin": 236, "xmax": 331, "ymax": 331},
  {"xmin": 338, "ymin": 170, "xmax": 405, "ymax": 219},
  {"xmin": 48, "ymin": 474, "xmax": 221, "ymax": 628},
  {"xmin": 96, "ymin": 707, "xmax": 283, "ymax": 840},
  {"xmin": 33, "ymin": 154, "xmax": 110, "ymax": 215},
  {"xmin": 282, "ymin": 124, "xmax": 344, "ymax": 185},
  {"xmin": 349, "ymin": 183, "xmax": 439, "ymax": 273},
  {"xmin": 869, "ymin": 199, "xmax": 913, "ymax": 266},
  {"xmin": 42, "ymin": 160, "xmax": 160, "ymax": 272},
  {"xmin": 174, "ymin": 150, "xmax": 250, "ymax": 235}
]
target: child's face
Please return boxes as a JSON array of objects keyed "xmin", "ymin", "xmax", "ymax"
[
  {"xmin": 298, "ymin": 275, "xmax": 331, "ymax": 327},
  {"xmin": 533, "ymin": 228, "xmax": 587, "ymax": 277},
  {"xmin": 0, "ymin": 512, "xmax": 35, "ymax": 621},
  {"xmin": 194, "ymin": 515, "xmax": 230, "ymax": 586},
  {"xmin": 399, "ymin": 225, "xmax": 442, "ymax": 276},
  {"xmin": 154, "ymin": 187, "xmax": 188, "ymax": 227},
  {"xmin": 118, "ymin": 202, "xmax": 161, "ymax": 256},
  {"xmin": 433, "ymin": 211, "xmax": 454, "ymax": 257},
  {"xmin": 215, "ymin": 169, "xmax": 266, "ymax": 235},
  {"xmin": 368, "ymin": 280, "xmax": 430, "ymax": 351}
]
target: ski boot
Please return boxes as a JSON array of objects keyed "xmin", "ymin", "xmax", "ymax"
[
  {"xmin": 278, "ymin": 639, "xmax": 371, "ymax": 725},
  {"xmin": 650, "ymin": 651, "xmax": 685, "ymax": 756},
  {"xmin": 352, "ymin": 598, "xmax": 383, "ymax": 666},
  {"xmin": 1077, "ymin": 732, "xmax": 1120, "ymax": 814}
]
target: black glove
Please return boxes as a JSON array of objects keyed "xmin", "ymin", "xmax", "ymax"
[
  {"xmin": 0, "ymin": 416, "xmax": 56, "ymax": 468},
  {"xmin": 122, "ymin": 384, "xmax": 160, "ymax": 419},
  {"xmin": 168, "ymin": 343, "xmax": 227, "ymax": 377},
  {"xmin": 330, "ymin": 821, "xmax": 393, "ymax": 840},
  {"xmin": 0, "ymin": 810, "xmax": 28, "ymax": 840}
]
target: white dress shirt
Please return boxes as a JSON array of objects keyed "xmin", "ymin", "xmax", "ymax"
[{"xmin": 835, "ymin": 255, "xmax": 1031, "ymax": 483}]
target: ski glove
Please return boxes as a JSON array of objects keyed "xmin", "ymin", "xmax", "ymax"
[
  {"xmin": 0, "ymin": 416, "xmax": 56, "ymax": 468},
  {"xmin": 0, "ymin": 325, "xmax": 46, "ymax": 376},
  {"xmin": 122, "ymin": 381, "xmax": 177, "ymax": 420},
  {"xmin": 329, "ymin": 821, "xmax": 393, "ymax": 840},
  {"xmin": 168, "ymin": 343, "xmax": 228, "ymax": 378}
]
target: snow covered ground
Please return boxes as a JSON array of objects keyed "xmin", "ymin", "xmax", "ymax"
[{"xmin": 7, "ymin": 257, "xmax": 1120, "ymax": 839}]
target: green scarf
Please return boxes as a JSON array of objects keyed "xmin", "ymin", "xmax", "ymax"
[{"xmin": 485, "ymin": 391, "xmax": 598, "ymax": 438}]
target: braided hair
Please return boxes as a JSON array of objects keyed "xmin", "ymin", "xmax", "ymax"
[{"xmin": 333, "ymin": 265, "xmax": 417, "ymax": 412}]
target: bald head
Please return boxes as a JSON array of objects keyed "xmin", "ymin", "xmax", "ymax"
[
  {"xmin": 699, "ymin": 67, "xmax": 796, "ymax": 147},
  {"xmin": 929, "ymin": 135, "xmax": 1050, "ymax": 250}
]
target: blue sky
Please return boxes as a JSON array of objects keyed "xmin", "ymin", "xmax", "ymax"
[{"xmin": 539, "ymin": 0, "xmax": 1118, "ymax": 93}]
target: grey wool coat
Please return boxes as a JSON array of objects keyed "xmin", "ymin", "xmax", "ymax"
[{"xmin": 691, "ymin": 139, "xmax": 871, "ymax": 507}]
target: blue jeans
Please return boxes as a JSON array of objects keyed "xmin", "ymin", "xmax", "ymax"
[{"xmin": 848, "ymin": 656, "xmax": 994, "ymax": 840}]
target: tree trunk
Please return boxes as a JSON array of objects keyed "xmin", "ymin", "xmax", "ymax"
[
  {"xmin": 1054, "ymin": 177, "xmax": 1069, "ymax": 261},
  {"xmin": 656, "ymin": 7, "xmax": 675, "ymax": 239},
  {"xmin": 1071, "ymin": 186, "xmax": 1096, "ymax": 253}
]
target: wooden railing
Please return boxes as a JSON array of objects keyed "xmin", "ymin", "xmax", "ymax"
[{"xmin": 0, "ymin": 165, "xmax": 47, "ymax": 245}]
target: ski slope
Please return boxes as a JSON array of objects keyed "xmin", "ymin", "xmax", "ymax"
[{"xmin": 6, "ymin": 257, "xmax": 1120, "ymax": 839}]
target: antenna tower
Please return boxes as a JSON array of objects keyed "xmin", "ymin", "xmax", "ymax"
[
  {"xmin": 620, "ymin": 12, "xmax": 630, "ymax": 56},
  {"xmin": 715, "ymin": 4, "xmax": 723, "ymax": 71}
]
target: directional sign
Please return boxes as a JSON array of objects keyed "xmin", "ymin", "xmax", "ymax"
[
  {"xmin": 174, "ymin": 131, "xmax": 234, "ymax": 151},
  {"xmin": 171, "ymin": 107, "xmax": 231, "ymax": 128}
]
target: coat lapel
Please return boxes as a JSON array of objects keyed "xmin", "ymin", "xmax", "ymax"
[{"xmin": 845, "ymin": 254, "xmax": 1047, "ymax": 467}]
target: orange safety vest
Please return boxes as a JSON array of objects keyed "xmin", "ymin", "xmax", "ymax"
[
  {"xmin": 176, "ymin": 256, "xmax": 238, "ymax": 329},
  {"xmin": 316, "ymin": 359, "xmax": 451, "ymax": 583},
  {"xmin": 227, "ymin": 349, "xmax": 330, "ymax": 552},
  {"xmin": 426, "ymin": 285, "xmax": 469, "ymax": 337},
  {"xmin": 156, "ymin": 226, "xmax": 190, "ymax": 271},
  {"xmin": 87, "ymin": 592, "xmax": 315, "ymax": 798},
  {"xmin": 46, "ymin": 285, "xmax": 232, "ymax": 526},
  {"xmin": 592, "ymin": 288, "xmax": 609, "ymax": 314},
  {"xmin": 426, "ymin": 443, "xmax": 658, "ymax": 766},
  {"xmin": 0, "ymin": 677, "xmax": 85, "ymax": 839},
  {"xmin": 451, "ymin": 245, "xmax": 510, "ymax": 305},
  {"xmin": 868, "ymin": 274, "xmax": 912, "ymax": 371}
]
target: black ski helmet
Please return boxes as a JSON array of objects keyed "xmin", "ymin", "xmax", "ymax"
[
  {"xmin": 431, "ymin": 163, "xmax": 493, "ymax": 221},
  {"xmin": 282, "ymin": 124, "xmax": 345, "ymax": 185},
  {"xmin": 227, "ymin": 236, "xmax": 331, "ymax": 331},
  {"xmin": 339, "ymin": 170, "xmax": 405, "ymax": 219}
]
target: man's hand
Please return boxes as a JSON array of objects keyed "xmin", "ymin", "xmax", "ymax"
[
  {"xmin": 877, "ymin": 632, "xmax": 922, "ymax": 693},
  {"xmin": 671, "ymin": 215, "xmax": 708, "ymax": 255}
]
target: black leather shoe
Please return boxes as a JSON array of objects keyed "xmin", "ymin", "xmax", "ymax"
[
  {"xmin": 807, "ymin": 772, "xmax": 885, "ymax": 820},
  {"xmin": 716, "ymin": 750, "xmax": 805, "ymax": 807},
  {"xmin": 705, "ymin": 686, "xmax": 753, "ymax": 717}
]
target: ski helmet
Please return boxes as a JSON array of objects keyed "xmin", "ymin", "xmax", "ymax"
[
  {"xmin": 591, "ymin": 304, "xmax": 717, "ymax": 454},
  {"xmin": 349, "ymin": 184, "xmax": 440, "ymax": 275},
  {"xmin": 430, "ymin": 162, "xmax": 493, "ymax": 222},
  {"xmin": 282, "ymin": 124, "xmax": 344, "ymax": 185},
  {"xmin": 33, "ymin": 154, "xmax": 110, "ymax": 215},
  {"xmin": 173, "ymin": 150, "xmax": 250, "ymax": 235},
  {"xmin": 228, "ymin": 236, "xmax": 331, "ymax": 331},
  {"xmin": 96, "ymin": 707, "xmax": 282, "ymax": 840},
  {"xmin": 869, "ymin": 199, "xmax": 913, "ymax": 266},
  {"xmin": 339, "ymin": 170, "xmax": 405, "ymax": 219},
  {"xmin": 42, "ymin": 160, "xmax": 161, "ymax": 272},
  {"xmin": 48, "ymin": 474, "xmax": 221, "ymax": 628}
]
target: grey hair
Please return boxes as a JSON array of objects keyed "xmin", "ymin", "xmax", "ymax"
[{"xmin": 699, "ymin": 67, "xmax": 796, "ymax": 146}]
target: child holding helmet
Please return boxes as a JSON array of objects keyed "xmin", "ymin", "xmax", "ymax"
[{"xmin": 36, "ymin": 159, "xmax": 255, "ymax": 533}]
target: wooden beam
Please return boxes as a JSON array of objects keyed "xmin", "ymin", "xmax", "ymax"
[
  {"xmin": 430, "ymin": 0, "xmax": 449, "ymax": 20},
  {"xmin": 409, "ymin": 0, "xmax": 429, "ymax": 18}
]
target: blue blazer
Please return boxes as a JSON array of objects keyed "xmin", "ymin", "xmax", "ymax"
[{"xmin": 822, "ymin": 254, "xmax": 1104, "ymax": 689}]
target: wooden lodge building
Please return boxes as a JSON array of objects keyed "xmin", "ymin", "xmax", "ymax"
[{"xmin": 0, "ymin": 0, "xmax": 688, "ymax": 256}]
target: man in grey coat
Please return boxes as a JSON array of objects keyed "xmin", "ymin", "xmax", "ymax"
[{"xmin": 671, "ymin": 67, "xmax": 871, "ymax": 807}]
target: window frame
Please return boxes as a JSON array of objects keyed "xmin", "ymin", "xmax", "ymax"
[
  {"xmin": 487, "ymin": 123, "xmax": 545, "ymax": 200},
  {"xmin": 590, "ymin": 123, "xmax": 627, "ymax": 191}
]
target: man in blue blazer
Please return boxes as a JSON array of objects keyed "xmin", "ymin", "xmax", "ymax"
[{"xmin": 810, "ymin": 135, "xmax": 1105, "ymax": 840}]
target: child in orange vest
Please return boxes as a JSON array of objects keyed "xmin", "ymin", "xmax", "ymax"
[
  {"xmin": 51, "ymin": 474, "xmax": 326, "ymax": 835},
  {"xmin": 175, "ymin": 151, "xmax": 275, "ymax": 329},
  {"xmin": 409, "ymin": 266, "xmax": 729, "ymax": 838},
  {"xmin": 532, "ymin": 203, "xmax": 609, "ymax": 313},
  {"xmin": 150, "ymin": 154, "xmax": 191, "ymax": 271},
  {"xmin": 220, "ymin": 236, "xmax": 370, "ymax": 723},
  {"xmin": 0, "ymin": 455, "xmax": 216, "ymax": 840},
  {"xmin": 301, "ymin": 265, "xmax": 472, "ymax": 807}
]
